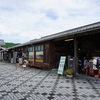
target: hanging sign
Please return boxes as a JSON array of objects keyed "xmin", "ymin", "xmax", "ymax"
[{"xmin": 58, "ymin": 56, "xmax": 66, "ymax": 75}]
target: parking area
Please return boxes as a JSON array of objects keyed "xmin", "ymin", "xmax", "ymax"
[{"xmin": 0, "ymin": 62, "xmax": 100, "ymax": 100}]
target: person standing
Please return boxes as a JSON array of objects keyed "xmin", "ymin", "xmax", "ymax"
[
  {"xmin": 92, "ymin": 56, "xmax": 99, "ymax": 82},
  {"xmin": 78, "ymin": 59, "xmax": 83, "ymax": 74},
  {"xmin": 82, "ymin": 59, "xmax": 90, "ymax": 75},
  {"xmin": 16, "ymin": 56, "xmax": 19, "ymax": 70},
  {"xmin": 23, "ymin": 58, "xmax": 28, "ymax": 70}
]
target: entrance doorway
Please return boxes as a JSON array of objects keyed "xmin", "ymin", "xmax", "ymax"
[
  {"xmin": 54, "ymin": 39, "xmax": 74, "ymax": 69},
  {"xmin": 55, "ymin": 51, "xmax": 66, "ymax": 68}
]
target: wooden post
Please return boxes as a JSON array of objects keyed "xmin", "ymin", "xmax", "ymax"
[{"xmin": 74, "ymin": 35, "xmax": 78, "ymax": 76}]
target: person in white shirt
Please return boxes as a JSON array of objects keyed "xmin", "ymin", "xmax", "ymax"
[{"xmin": 92, "ymin": 56, "xmax": 99, "ymax": 82}]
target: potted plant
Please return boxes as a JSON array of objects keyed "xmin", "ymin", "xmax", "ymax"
[
  {"xmin": 26, "ymin": 63, "xmax": 30, "ymax": 67},
  {"xmin": 65, "ymin": 69, "xmax": 74, "ymax": 78}
]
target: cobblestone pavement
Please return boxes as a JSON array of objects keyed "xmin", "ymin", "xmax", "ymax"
[{"xmin": 0, "ymin": 62, "xmax": 100, "ymax": 100}]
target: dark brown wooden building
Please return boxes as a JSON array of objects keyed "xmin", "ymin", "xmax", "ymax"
[{"xmin": 1, "ymin": 21, "xmax": 100, "ymax": 75}]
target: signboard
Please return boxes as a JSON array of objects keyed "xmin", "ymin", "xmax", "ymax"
[{"xmin": 58, "ymin": 56, "xmax": 66, "ymax": 75}]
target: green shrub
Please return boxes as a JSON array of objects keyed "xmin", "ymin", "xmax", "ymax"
[
  {"xmin": 26, "ymin": 63, "xmax": 30, "ymax": 67},
  {"xmin": 66, "ymin": 69, "xmax": 74, "ymax": 75}
]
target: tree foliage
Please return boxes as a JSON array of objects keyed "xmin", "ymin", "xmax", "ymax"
[{"xmin": 2, "ymin": 43, "xmax": 20, "ymax": 48}]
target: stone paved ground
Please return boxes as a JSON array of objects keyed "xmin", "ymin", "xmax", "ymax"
[{"xmin": 0, "ymin": 62, "xmax": 100, "ymax": 100}]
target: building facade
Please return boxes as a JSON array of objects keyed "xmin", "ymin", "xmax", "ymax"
[{"xmin": 1, "ymin": 22, "xmax": 100, "ymax": 75}]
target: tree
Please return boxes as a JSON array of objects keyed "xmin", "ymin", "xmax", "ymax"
[{"xmin": 2, "ymin": 43, "xmax": 20, "ymax": 48}]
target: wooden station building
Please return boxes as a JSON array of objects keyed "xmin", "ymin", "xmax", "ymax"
[{"xmin": 1, "ymin": 21, "xmax": 100, "ymax": 75}]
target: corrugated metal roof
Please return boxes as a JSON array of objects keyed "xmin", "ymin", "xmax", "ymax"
[
  {"xmin": 2, "ymin": 21, "xmax": 100, "ymax": 51},
  {"xmin": 30, "ymin": 21, "xmax": 100, "ymax": 43}
]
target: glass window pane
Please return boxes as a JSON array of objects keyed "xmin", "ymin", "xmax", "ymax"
[
  {"xmin": 38, "ymin": 46, "xmax": 40, "ymax": 51},
  {"xmin": 35, "ymin": 45, "xmax": 43, "ymax": 51},
  {"xmin": 36, "ymin": 51, "xmax": 43, "ymax": 59},
  {"xmin": 29, "ymin": 52, "xmax": 34, "ymax": 58},
  {"xmin": 28, "ymin": 47, "xmax": 33, "ymax": 52},
  {"xmin": 35, "ymin": 46, "xmax": 37, "ymax": 51},
  {"xmin": 30, "ymin": 47, "xmax": 31, "ymax": 51},
  {"xmin": 41, "ymin": 45, "xmax": 43, "ymax": 50}
]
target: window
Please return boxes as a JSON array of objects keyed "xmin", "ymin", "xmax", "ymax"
[
  {"xmin": 28, "ymin": 47, "xmax": 34, "ymax": 52},
  {"xmin": 35, "ymin": 46, "xmax": 38, "ymax": 51},
  {"xmin": 40, "ymin": 45, "xmax": 43, "ymax": 50},
  {"xmin": 37, "ymin": 46, "xmax": 40, "ymax": 51},
  {"xmin": 28, "ymin": 46, "xmax": 34, "ymax": 58},
  {"xmin": 35, "ymin": 45, "xmax": 44, "ymax": 59},
  {"xmin": 36, "ymin": 51, "xmax": 43, "ymax": 59},
  {"xmin": 29, "ymin": 52, "xmax": 34, "ymax": 58},
  {"xmin": 35, "ymin": 45, "xmax": 43, "ymax": 51}
]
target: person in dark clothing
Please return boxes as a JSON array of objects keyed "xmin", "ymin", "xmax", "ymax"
[
  {"xmin": 78, "ymin": 59, "xmax": 83, "ymax": 74},
  {"xmin": 16, "ymin": 56, "xmax": 19, "ymax": 70}
]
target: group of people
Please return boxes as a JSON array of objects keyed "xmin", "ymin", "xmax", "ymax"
[
  {"xmin": 16, "ymin": 56, "xmax": 28, "ymax": 70},
  {"xmin": 78, "ymin": 56, "xmax": 99, "ymax": 82},
  {"xmin": 16, "ymin": 55, "xmax": 99, "ymax": 82},
  {"xmin": 78, "ymin": 59, "xmax": 90, "ymax": 75}
]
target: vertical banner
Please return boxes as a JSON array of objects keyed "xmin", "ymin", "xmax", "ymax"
[{"xmin": 58, "ymin": 56, "xmax": 66, "ymax": 75}]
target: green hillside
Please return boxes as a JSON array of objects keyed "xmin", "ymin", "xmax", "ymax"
[{"xmin": 3, "ymin": 43, "xmax": 20, "ymax": 48}]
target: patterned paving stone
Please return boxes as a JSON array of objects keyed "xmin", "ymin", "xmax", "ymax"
[{"xmin": 0, "ymin": 62, "xmax": 100, "ymax": 100}]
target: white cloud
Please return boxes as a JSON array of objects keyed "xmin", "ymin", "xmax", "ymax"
[{"xmin": 0, "ymin": 0, "xmax": 100, "ymax": 43}]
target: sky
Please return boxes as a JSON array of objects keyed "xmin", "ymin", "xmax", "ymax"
[{"xmin": 0, "ymin": 0, "xmax": 100, "ymax": 43}]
